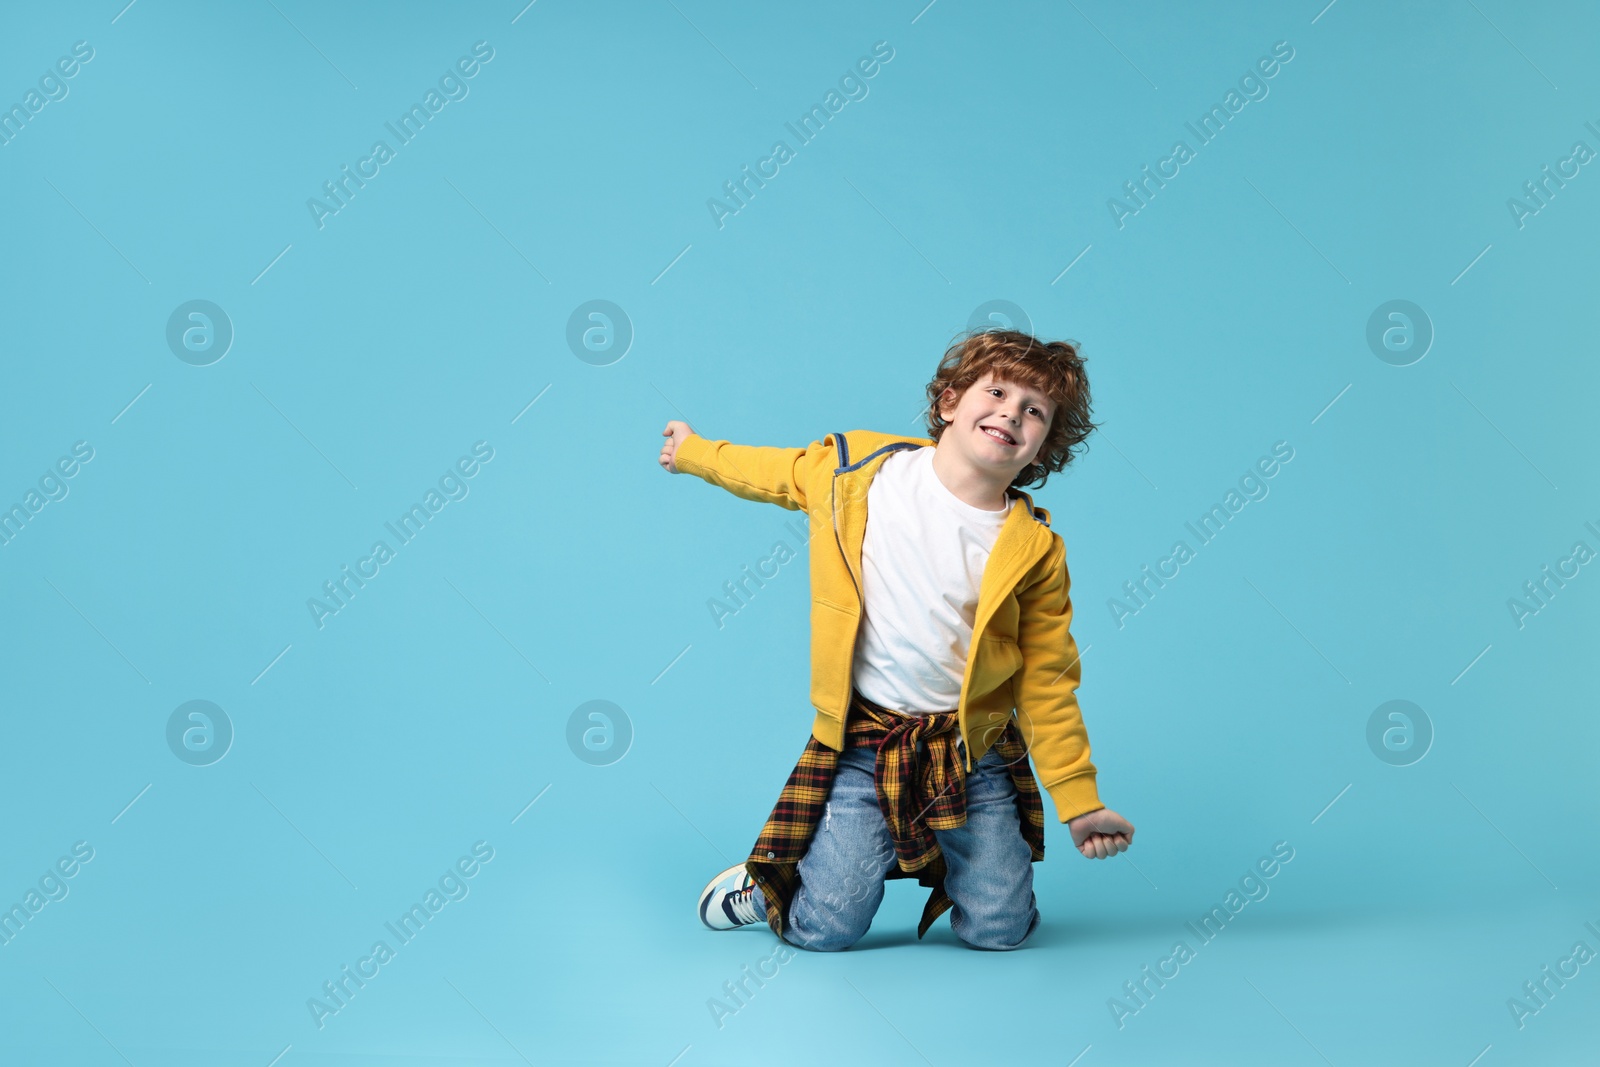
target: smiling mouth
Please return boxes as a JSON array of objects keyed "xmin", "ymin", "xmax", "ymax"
[{"xmin": 980, "ymin": 425, "xmax": 1017, "ymax": 446}]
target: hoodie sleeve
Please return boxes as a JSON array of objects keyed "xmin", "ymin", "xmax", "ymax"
[
  {"xmin": 672, "ymin": 432, "xmax": 835, "ymax": 513},
  {"xmin": 1014, "ymin": 537, "xmax": 1104, "ymax": 823}
]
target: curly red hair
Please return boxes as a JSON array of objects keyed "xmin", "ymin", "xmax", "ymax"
[{"xmin": 924, "ymin": 327, "xmax": 1098, "ymax": 489}]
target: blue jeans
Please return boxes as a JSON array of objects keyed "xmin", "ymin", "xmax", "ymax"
[{"xmin": 751, "ymin": 742, "xmax": 1040, "ymax": 951}]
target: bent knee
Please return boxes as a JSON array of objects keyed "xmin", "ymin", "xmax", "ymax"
[
  {"xmin": 785, "ymin": 932, "xmax": 863, "ymax": 952},
  {"xmin": 951, "ymin": 902, "xmax": 1039, "ymax": 951},
  {"xmin": 783, "ymin": 893, "xmax": 874, "ymax": 952},
  {"xmin": 783, "ymin": 918, "xmax": 868, "ymax": 952}
]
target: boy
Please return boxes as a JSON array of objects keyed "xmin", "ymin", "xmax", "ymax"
[{"xmin": 659, "ymin": 329, "xmax": 1134, "ymax": 952}]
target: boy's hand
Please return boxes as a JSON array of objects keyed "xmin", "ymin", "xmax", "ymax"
[
  {"xmin": 1068, "ymin": 807, "xmax": 1135, "ymax": 859},
  {"xmin": 659, "ymin": 420, "xmax": 695, "ymax": 473}
]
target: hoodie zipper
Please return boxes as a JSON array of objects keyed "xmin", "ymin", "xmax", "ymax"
[{"xmin": 831, "ymin": 470, "xmax": 865, "ymax": 716}]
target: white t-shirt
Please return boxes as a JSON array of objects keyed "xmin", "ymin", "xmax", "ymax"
[{"xmin": 851, "ymin": 446, "xmax": 1013, "ymax": 715}]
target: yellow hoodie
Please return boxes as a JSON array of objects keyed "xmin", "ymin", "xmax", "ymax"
[{"xmin": 674, "ymin": 428, "xmax": 1104, "ymax": 824}]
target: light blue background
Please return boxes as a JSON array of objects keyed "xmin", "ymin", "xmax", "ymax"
[{"xmin": 1, "ymin": 1, "xmax": 1596, "ymax": 1064}]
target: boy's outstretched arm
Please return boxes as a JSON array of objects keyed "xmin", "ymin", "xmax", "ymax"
[
  {"xmin": 658, "ymin": 419, "xmax": 832, "ymax": 513},
  {"xmin": 1014, "ymin": 539, "xmax": 1136, "ymax": 860}
]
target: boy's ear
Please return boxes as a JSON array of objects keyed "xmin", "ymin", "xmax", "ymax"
[{"xmin": 936, "ymin": 386, "xmax": 958, "ymax": 420}]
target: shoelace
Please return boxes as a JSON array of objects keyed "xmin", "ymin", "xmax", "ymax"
[{"xmin": 725, "ymin": 884, "xmax": 762, "ymax": 926}]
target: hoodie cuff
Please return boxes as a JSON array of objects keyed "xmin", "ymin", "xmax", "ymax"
[
  {"xmin": 673, "ymin": 433, "xmax": 710, "ymax": 477},
  {"xmin": 1046, "ymin": 772, "xmax": 1104, "ymax": 825}
]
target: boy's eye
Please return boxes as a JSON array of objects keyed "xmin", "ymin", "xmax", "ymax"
[{"xmin": 988, "ymin": 386, "xmax": 1046, "ymax": 417}]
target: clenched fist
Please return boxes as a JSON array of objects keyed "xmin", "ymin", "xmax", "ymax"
[
  {"xmin": 659, "ymin": 420, "xmax": 695, "ymax": 473},
  {"xmin": 1068, "ymin": 807, "xmax": 1135, "ymax": 860}
]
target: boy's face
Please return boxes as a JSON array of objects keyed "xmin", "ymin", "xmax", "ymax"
[{"xmin": 936, "ymin": 372, "xmax": 1054, "ymax": 481}]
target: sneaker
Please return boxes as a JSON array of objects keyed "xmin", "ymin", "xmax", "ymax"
[{"xmin": 698, "ymin": 863, "xmax": 764, "ymax": 931}]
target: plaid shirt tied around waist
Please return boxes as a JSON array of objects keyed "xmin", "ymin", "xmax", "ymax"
[{"xmin": 745, "ymin": 690, "xmax": 1046, "ymax": 941}]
